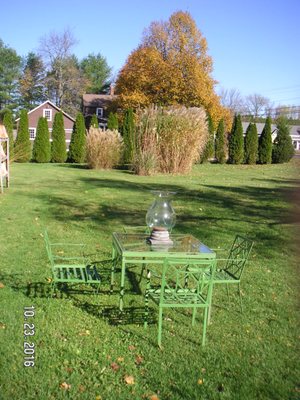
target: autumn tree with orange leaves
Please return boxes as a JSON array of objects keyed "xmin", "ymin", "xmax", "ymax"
[{"xmin": 116, "ymin": 11, "xmax": 231, "ymax": 127}]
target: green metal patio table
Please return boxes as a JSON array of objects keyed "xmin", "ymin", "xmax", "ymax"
[{"xmin": 111, "ymin": 232, "xmax": 216, "ymax": 310}]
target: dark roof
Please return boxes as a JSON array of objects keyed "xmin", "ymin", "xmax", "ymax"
[{"xmin": 82, "ymin": 94, "xmax": 117, "ymax": 108}]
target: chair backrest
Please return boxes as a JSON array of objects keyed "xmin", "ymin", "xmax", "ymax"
[
  {"xmin": 160, "ymin": 259, "xmax": 216, "ymax": 304},
  {"xmin": 224, "ymin": 235, "xmax": 254, "ymax": 279}
]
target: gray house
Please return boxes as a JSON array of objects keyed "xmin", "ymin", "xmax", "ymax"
[{"xmin": 242, "ymin": 122, "xmax": 300, "ymax": 150}]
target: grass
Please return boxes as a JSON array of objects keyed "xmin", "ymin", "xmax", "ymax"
[{"xmin": 0, "ymin": 160, "xmax": 299, "ymax": 400}]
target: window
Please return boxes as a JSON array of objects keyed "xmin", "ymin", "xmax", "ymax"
[
  {"xmin": 96, "ymin": 108, "xmax": 103, "ymax": 118},
  {"xmin": 29, "ymin": 128, "xmax": 36, "ymax": 139},
  {"xmin": 43, "ymin": 108, "xmax": 52, "ymax": 121}
]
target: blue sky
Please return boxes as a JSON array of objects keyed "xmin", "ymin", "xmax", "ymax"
[{"xmin": 1, "ymin": 0, "xmax": 299, "ymax": 106}]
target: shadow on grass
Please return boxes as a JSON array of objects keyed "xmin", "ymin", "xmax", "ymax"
[{"xmin": 16, "ymin": 174, "xmax": 299, "ymax": 260}]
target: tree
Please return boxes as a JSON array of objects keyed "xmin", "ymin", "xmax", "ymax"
[
  {"xmin": 32, "ymin": 117, "xmax": 51, "ymax": 162},
  {"xmin": 244, "ymin": 123, "xmax": 258, "ymax": 164},
  {"xmin": 215, "ymin": 119, "xmax": 226, "ymax": 164},
  {"xmin": 218, "ymin": 87, "xmax": 244, "ymax": 115},
  {"xmin": 14, "ymin": 109, "xmax": 31, "ymax": 162},
  {"xmin": 0, "ymin": 40, "xmax": 22, "ymax": 110},
  {"xmin": 200, "ymin": 113, "xmax": 214, "ymax": 162},
  {"xmin": 90, "ymin": 114, "xmax": 99, "ymax": 128},
  {"xmin": 68, "ymin": 112, "xmax": 86, "ymax": 163},
  {"xmin": 258, "ymin": 116, "xmax": 272, "ymax": 164},
  {"xmin": 39, "ymin": 29, "xmax": 88, "ymax": 115},
  {"xmin": 115, "ymin": 11, "xmax": 231, "ymax": 126},
  {"xmin": 19, "ymin": 52, "xmax": 46, "ymax": 109},
  {"xmin": 228, "ymin": 114, "xmax": 244, "ymax": 164},
  {"xmin": 2, "ymin": 109, "xmax": 14, "ymax": 159},
  {"xmin": 122, "ymin": 108, "xmax": 135, "ymax": 164},
  {"xmin": 51, "ymin": 112, "xmax": 67, "ymax": 162},
  {"xmin": 272, "ymin": 116, "xmax": 295, "ymax": 163},
  {"xmin": 107, "ymin": 112, "xmax": 119, "ymax": 130},
  {"xmin": 80, "ymin": 53, "xmax": 112, "ymax": 93},
  {"xmin": 244, "ymin": 93, "xmax": 271, "ymax": 118}
]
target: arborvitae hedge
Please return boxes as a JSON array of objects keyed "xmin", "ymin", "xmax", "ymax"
[
  {"xmin": 68, "ymin": 112, "xmax": 86, "ymax": 163},
  {"xmin": 107, "ymin": 112, "xmax": 119, "ymax": 130},
  {"xmin": 14, "ymin": 109, "xmax": 31, "ymax": 162},
  {"xmin": 228, "ymin": 114, "xmax": 244, "ymax": 164},
  {"xmin": 122, "ymin": 108, "xmax": 135, "ymax": 164},
  {"xmin": 200, "ymin": 113, "xmax": 214, "ymax": 162},
  {"xmin": 32, "ymin": 117, "xmax": 51, "ymax": 163},
  {"xmin": 244, "ymin": 122, "xmax": 258, "ymax": 164},
  {"xmin": 215, "ymin": 118, "xmax": 226, "ymax": 164},
  {"xmin": 2, "ymin": 109, "xmax": 14, "ymax": 159},
  {"xmin": 258, "ymin": 116, "xmax": 272, "ymax": 164},
  {"xmin": 90, "ymin": 114, "xmax": 99, "ymax": 128},
  {"xmin": 51, "ymin": 112, "xmax": 67, "ymax": 163},
  {"xmin": 272, "ymin": 116, "xmax": 295, "ymax": 163}
]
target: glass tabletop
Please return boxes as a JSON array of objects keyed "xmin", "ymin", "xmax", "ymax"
[{"xmin": 112, "ymin": 232, "xmax": 215, "ymax": 256}]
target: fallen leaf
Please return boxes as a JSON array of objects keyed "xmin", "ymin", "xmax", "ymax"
[
  {"xmin": 78, "ymin": 385, "xmax": 85, "ymax": 392},
  {"xmin": 149, "ymin": 395, "xmax": 160, "ymax": 400},
  {"xmin": 197, "ymin": 379, "xmax": 203, "ymax": 385},
  {"xmin": 117, "ymin": 356, "xmax": 124, "ymax": 362},
  {"xmin": 65, "ymin": 367, "xmax": 73, "ymax": 373},
  {"xmin": 95, "ymin": 396, "xmax": 102, "ymax": 400},
  {"xmin": 0, "ymin": 282, "xmax": 4, "ymax": 289},
  {"xmin": 110, "ymin": 362, "xmax": 120, "ymax": 372},
  {"xmin": 79, "ymin": 330, "xmax": 90, "ymax": 336},
  {"xmin": 135, "ymin": 355, "xmax": 143, "ymax": 365},
  {"xmin": 124, "ymin": 375, "xmax": 135, "ymax": 385},
  {"xmin": 60, "ymin": 382, "xmax": 71, "ymax": 390},
  {"xmin": 0, "ymin": 323, "xmax": 6, "ymax": 329},
  {"xmin": 128, "ymin": 345, "xmax": 136, "ymax": 351}
]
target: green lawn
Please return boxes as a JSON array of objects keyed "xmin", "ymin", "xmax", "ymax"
[{"xmin": 0, "ymin": 161, "xmax": 299, "ymax": 400}]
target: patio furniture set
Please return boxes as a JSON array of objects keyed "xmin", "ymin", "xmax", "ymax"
[{"xmin": 44, "ymin": 191, "xmax": 254, "ymax": 347}]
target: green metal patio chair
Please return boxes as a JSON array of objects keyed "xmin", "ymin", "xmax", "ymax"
[
  {"xmin": 144, "ymin": 258, "xmax": 216, "ymax": 347},
  {"xmin": 212, "ymin": 235, "xmax": 254, "ymax": 313},
  {"xmin": 44, "ymin": 230, "xmax": 101, "ymax": 297}
]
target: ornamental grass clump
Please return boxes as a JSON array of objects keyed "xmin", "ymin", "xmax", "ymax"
[
  {"xmin": 86, "ymin": 127, "xmax": 123, "ymax": 169},
  {"xmin": 133, "ymin": 105, "xmax": 208, "ymax": 175}
]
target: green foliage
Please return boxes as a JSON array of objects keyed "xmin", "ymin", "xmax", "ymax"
[
  {"xmin": 14, "ymin": 109, "xmax": 31, "ymax": 162},
  {"xmin": 272, "ymin": 116, "xmax": 295, "ymax": 163},
  {"xmin": 68, "ymin": 112, "xmax": 86, "ymax": 163},
  {"xmin": 51, "ymin": 112, "xmax": 67, "ymax": 163},
  {"xmin": 19, "ymin": 52, "xmax": 45, "ymax": 109},
  {"xmin": 215, "ymin": 118, "xmax": 226, "ymax": 164},
  {"xmin": 258, "ymin": 116, "xmax": 273, "ymax": 164},
  {"xmin": 2, "ymin": 109, "xmax": 14, "ymax": 159},
  {"xmin": 0, "ymin": 39, "xmax": 22, "ymax": 110},
  {"xmin": 107, "ymin": 112, "xmax": 119, "ymax": 131},
  {"xmin": 80, "ymin": 53, "xmax": 112, "ymax": 93},
  {"xmin": 122, "ymin": 108, "xmax": 135, "ymax": 164},
  {"xmin": 228, "ymin": 114, "xmax": 244, "ymax": 164},
  {"xmin": 200, "ymin": 113, "xmax": 214, "ymax": 163},
  {"xmin": 244, "ymin": 123, "xmax": 258, "ymax": 164},
  {"xmin": 90, "ymin": 114, "xmax": 99, "ymax": 128},
  {"xmin": 32, "ymin": 117, "xmax": 51, "ymax": 163}
]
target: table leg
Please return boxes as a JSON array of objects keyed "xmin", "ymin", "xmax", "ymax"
[
  {"xmin": 119, "ymin": 257, "xmax": 126, "ymax": 311},
  {"xmin": 110, "ymin": 245, "xmax": 116, "ymax": 293}
]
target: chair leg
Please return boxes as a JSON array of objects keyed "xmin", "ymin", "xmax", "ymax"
[
  {"xmin": 202, "ymin": 308, "xmax": 208, "ymax": 346},
  {"xmin": 158, "ymin": 306, "xmax": 163, "ymax": 348},
  {"xmin": 144, "ymin": 289, "xmax": 149, "ymax": 329},
  {"xmin": 110, "ymin": 247, "xmax": 116, "ymax": 293}
]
